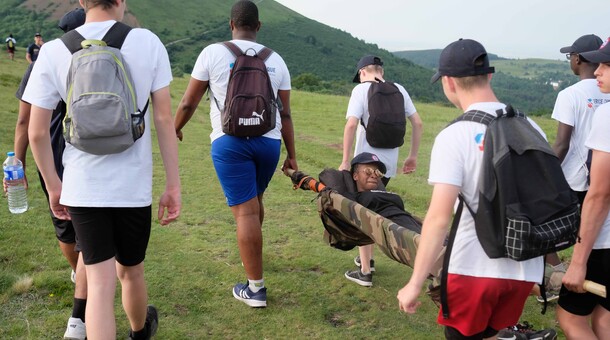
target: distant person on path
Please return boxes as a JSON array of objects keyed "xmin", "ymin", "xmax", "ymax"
[
  {"xmin": 544, "ymin": 34, "xmax": 610, "ymax": 304},
  {"xmin": 339, "ymin": 55, "xmax": 422, "ymax": 286},
  {"xmin": 26, "ymin": 32, "xmax": 43, "ymax": 63},
  {"xmin": 6, "ymin": 33, "xmax": 16, "ymax": 60},
  {"xmin": 558, "ymin": 38, "xmax": 610, "ymax": 340},
  {"xmin": 25, "ymin": 0, "xmax": 181, "ymax": 338},
  {"xmin": 396, "ymin": 38, "xmax": 544, "ymax": 339},
  {"xmin": 8, "ymin": 9, "xmax": 89, "ymax": 339},
  {"xmin": 174, "ymin": 0, "xmax": 297, "ymax": 308}
]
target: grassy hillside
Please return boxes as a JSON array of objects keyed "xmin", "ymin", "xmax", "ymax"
[{"xmin": 0, "ymin": 56, "xmax": 565, "ymax": 338}]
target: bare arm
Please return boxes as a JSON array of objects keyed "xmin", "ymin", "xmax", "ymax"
[
  {"xmin": 152, "ymin": 86, "xmax": 182, "ymax": 225},
  {"xmin": 563, "ymin": 149, "xmax": 610, "ymax": 293},
  {"xmin": 397, "ymin": 183, "xmax": 459, "ymax": 313},
  {"xmin": 29, "ymin": 105, "xmax": 69, "ymax": 219},
  {"xmin": 552, "ymin": 122, "xmax": 573, "ymax": 162},
  {"xmin": 277, "ymin": 89, "xmax": 297, "ymax": 171},
  {"xmin": 403, "ymin": 112, "xmax": 423, "ymax": 174},
  {"xmin": 11, "ymin": 100, "xmax": 32, "ymax": 190},
  {"xmin": 339, "ymin": 117, "xmax": 359, "ymax": 171},
  {"xmin": 174, "ymin": 77, "xmax": 209, "ymax": 141}
]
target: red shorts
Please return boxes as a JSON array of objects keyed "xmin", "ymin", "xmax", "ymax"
[{"xmin": 438, "ymin": 274, "xmax": 534, "ymax": 337}]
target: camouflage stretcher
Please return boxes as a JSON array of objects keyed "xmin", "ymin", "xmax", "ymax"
[{"xmin": 285, "ymin": 168, "xmax": 444, "ymax": 282}]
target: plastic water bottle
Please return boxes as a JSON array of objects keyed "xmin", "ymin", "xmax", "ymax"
[{"xmin": 3, "ymin": 151, "xmax": 28, "ymax": 214}]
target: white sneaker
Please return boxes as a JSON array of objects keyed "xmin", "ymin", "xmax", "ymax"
[
  {"xmin": 71, "ymin": 269, "xmax": 76, "ymax": 284},
  {"xmin": 63, "ymin": 317, "xmax": 86, "ymax": 340}
]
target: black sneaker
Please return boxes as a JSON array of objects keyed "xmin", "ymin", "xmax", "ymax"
[
  {"xmin": 354, "ymin": 255, "xmax": 375, "ymax": 272},
  {"xmin": 128, "ymin": 305, "xmax": 158, "ymax": 339},
  {"xmin": 497, "ymin": 322, "xmax": 557, "ymax": 340},
  {"xmin": 344, "ymin": 269, "xmax": 373, "ymax": 287}
]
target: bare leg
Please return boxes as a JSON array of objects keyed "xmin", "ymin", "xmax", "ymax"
[
  {"xmin": 85, "ymin": 258, "xmax": 117, "ymax": 340},
  {"xmin": 59, "ymin": 241, "xmax": 78, "ymax": 270},
  {"xmin": 117, "ymin": 262, "xmax": 147, "ymax": 333},
  {"xmin": 557, "ymin": 305, "xmax": 597, "ymax": 339},
  {"xmin": 74, "ymin": 252, "xmax": 87, "ymax": 299},
  {"xmin": 231, "ymin": 196, "xmax": 263, "ymax": 280},
  {"xmin": 359, "ymin": 245, "xmax": 373, "ymax": 274},
  {"xmin": 592, "ymin": 305, "xmax": 610, "ymax": 340}
]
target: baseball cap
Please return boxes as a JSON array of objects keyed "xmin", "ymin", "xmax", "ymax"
[
  {"xmin": 34, "ymin": 32, "xmax": 41, "ymax": 37},
  {"xmin": 350, "ymin": 152, "xmax": 387, "ymax": 174},
  {"xmin": 580, "ymin": 38, "xmax": 610, "ymax": 64},
  {"xmin": 430, "ymin": 38, "xmax": 495, "ymax": 84},
  {"xmin": 559, "ymin": 34, "xmax": 603, "ymax": 54},
  {"xmin": 353, "ymin": 55, "xmax": 383, "ymax": 83},
  {"xmin": 58, "ymin": 8, "xmax": 86, "ymax": 33}
]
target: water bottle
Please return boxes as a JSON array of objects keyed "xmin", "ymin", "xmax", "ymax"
[{"xmin": 3, "ymin": 151, "xmax": 28, "ymax": 214}]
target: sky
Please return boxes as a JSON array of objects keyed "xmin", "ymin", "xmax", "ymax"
[{"xmin": 274, "ymin": 0, "xmax": 608, "ymax": 60}]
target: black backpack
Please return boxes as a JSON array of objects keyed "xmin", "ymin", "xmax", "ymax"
[
  {"xmin": 214, "ymin": 41, "xmax": 277, "ymax": 137},
  {"xmin": 440, "ymin": 106, "xmax": 580, "ymax": 318},
  {"xmin": 362, "ymin": 79, "xmax": 406, "ymax": 148}
]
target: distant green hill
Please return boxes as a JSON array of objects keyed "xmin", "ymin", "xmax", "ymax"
[{"xmin": 2, "ymin": 1, "xmax": 574, "ymax": 113}]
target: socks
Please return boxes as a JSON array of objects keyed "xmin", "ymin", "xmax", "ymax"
[
  {"xmin": 72, "ymin": 298, "xmax": 86, "ymax": 322},
  {"xmin": 248, "ymin": 279, "xmax": 264, "ymax": 293}
]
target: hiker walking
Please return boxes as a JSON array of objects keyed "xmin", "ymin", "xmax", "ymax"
[
  {"xmin": 174, "ymin": 0, "xmax": 297, "ymax": 308},
  {"xmin": 25, "ymin": 32, "xmax": 43, "ymax": 63},
  {"xmin": 558, "ymin": 38, "xmax": 610, "ymax": 340},
  {"xmin": 397, "ymin": 39, "xmax": 544, "ymax": 339},
  {"xmin": 339, "ymin": 55, "xmax": 422, "ymax": 286},
  {"xmin": 6, "ymin": 33, "xmax": 16, "ymax": 60},
  {"xmin": 8, "ymin": 9, "xmax": 89, "ymax": 339},
  {"xmin": 25, "ymin": 0, "xmax": 181, "ymax": 338},
  {"xmin": 544, "ymin": 34, "xmax": 610, "ymax": 304}
]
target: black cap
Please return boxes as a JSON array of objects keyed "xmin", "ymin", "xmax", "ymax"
[
  {"xmin": 580, "ymin": 37, "xmax": 610, "ymax": 64},
  {"xmin": 35, "ymin": 32, "xmax": 41, "ymax": 37},
  {"xmin": 353, "ymin": 55, "xmax": 383, "ymax": 83},
  {"xmin": 350, "ymin": 152, "xmax": 387, "ymax": 174},
  {"xmin": 58, "ymin": 8, "xmax": 86, "ymax": 33},
  {"xmin": 430, "ymin": 38, "xmax": 495, "ymax": 84},
  {"xmin": 559, "ymin": 34, "xmax": 603, "ymax": 54}
]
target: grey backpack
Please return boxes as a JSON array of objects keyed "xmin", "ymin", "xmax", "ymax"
[{"xmin": 60, "ymin": 22, "xmax": 148, "ymax": 155}]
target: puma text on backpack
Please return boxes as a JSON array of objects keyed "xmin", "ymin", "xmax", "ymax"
[
  {"xmin": 440, "ymin": 106, "xmax": 580, "ymax": 318},
  {"xmin": 362, "ymin": 80, "xmax": 406, "ymax": 148},
  {"xmin": 214, "ymin": 41, "xmax": 277, "ymax": 137},
  {"xmin": 61, "ymin": 22, "xmax": 148, "ymax": 155}
]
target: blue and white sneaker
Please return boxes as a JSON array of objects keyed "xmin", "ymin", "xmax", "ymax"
[{"xmin": 232, "ymin": 282, "xmax": 267, "ymax": 308}]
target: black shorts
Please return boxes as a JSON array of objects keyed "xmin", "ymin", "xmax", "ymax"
[
  {"xmin": 38, "ymin": 171, "xmax": 77, "ymax": 246},
  {"xmin": 558, "ymin": 248, "xmax": 610, "ymax": 315},
  {"xmin": 68, "ymin": 206, "xmax": 152, "ymax": 266}
]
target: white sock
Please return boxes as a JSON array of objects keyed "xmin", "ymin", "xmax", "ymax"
[{"xmin": 249, "ymin": 279, "xmax": 264, "ymax": 293}]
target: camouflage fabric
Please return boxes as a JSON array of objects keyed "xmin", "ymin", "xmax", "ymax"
[{"xmin": 318, "ymin": 189, "xmax": 444, "ymax": 280}]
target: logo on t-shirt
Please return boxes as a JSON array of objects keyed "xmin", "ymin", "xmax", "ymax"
[
  {"xmin": 475, "ymin": 133, "xmax": 485, "ymax": 151},
  {"xmin": 587, "ymin": 98, "xmax": 594, "ymax": 109}
]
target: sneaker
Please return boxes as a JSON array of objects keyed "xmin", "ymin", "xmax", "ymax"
[
  {"xmin": 71, "ymin": 269, "xmax": 76, "ymax": 284},
  {"xmin": 536, "ymin": 291, "xmax": 559, "ymax": 303},
  {"xmin": 232, "ymin": 282, "xmax": 267, "ymax": 308},
  {"xmin": 63, "ymin": 317, "xmax": 86, "ymax": 340},
  {"xmin": 354, "ymin": 255, "xmax": 375, "ymax": 272},
  {"xmin": 128, "ymin": 305, "xmax": 158, "ymax": 339},
  {"xmin": 497, "ymin": 322, "xmax": 557, "ymax": 340},
  {"xmin": 344, "ymin": 269, "xmax": 373, "ymax": 287}
]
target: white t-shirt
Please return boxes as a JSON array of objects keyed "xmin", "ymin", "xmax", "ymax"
[
  {"xmin": 552, "ymin": 79, "xmax": 610, "ymax": 191},
  {"xmin": 584, "ymin": 102, "xmax": 610, "ymax": 249},
  {"xmin": 429, "ymin": 102, "xmax": 543, "ymax": 282},
  {"xmin": 346, "ymin": 82, "xmax": 417, "ymax": 177},
  {"xmin": 23, "ymin": 20, "xmax": 173, "ymax": 207},
  {"xmin": 191, "ymin": 40, "xmax": 291, "ymax": 142}
]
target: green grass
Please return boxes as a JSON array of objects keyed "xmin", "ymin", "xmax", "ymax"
[
  {"xmin": 0, "ymin": 56, "xmax": 566, "ymax": 338},
  {"xmin": 493, "ymin": 58, "xmax": 575, "ymax": 80}
]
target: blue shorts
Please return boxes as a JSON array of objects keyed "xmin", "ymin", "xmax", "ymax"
[{"xmin": 211, "ymin": 135, "xmax": 281, "ymax": 206}]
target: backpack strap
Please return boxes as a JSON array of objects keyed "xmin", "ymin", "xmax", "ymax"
[
  {"xmin": 102, "ymin": 22, "xmax": 132, "ymax": 49},
  {"xmin": 222, "ymin": 41, "xmax": 274, "ymax": 61},
  {"xmin": 60, "ymin": 30, "xmax": 86, "ymax": 54}
]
